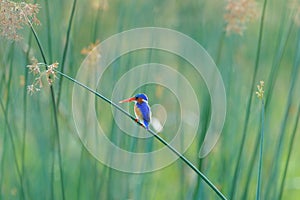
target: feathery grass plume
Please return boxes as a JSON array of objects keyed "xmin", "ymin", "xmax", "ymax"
[
  {"xmin": 81, "ymin": 40, "xmax": 101, "ymax": 64},
  {"xmin": 294, "ymin": 8, "xmax": 300, "ymax": 26},
  {"xmin": 91, "ymin": 0, "xmax": 109, "ymax": 11},
  {"xmin": 0, "ymin": 0, "xmax": 40, "ymax": 40},
  {"xmin": 224, "ymin": 0, "xmax": 259, "ymax": 35},
  {"xmin": 80, "ymin": 40, "xmax": 100, "ymax": 55},
  {"xmin": 26, "ymin": 57, "xmax": 59, "ymax": 95},
  {"xmin": 290, "ymin": 0, "xmax": 300, "ymax": 26}
]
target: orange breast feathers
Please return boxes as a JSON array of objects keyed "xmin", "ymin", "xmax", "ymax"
[{"xmin": 134, "ymin": 104, "xmax": 144, "ymax": 120}]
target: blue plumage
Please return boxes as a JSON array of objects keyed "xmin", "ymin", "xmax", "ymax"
[{"xmin": 135, "ymin": 101, "xmax": 151, "ymax": 129}]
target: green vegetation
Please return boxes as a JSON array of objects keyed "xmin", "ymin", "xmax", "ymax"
[{"xmin": 0, "ymin": 0, "xmax": 300, "ymax": 199}]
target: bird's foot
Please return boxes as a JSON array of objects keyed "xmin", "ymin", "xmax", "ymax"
[{"xmin": 135, "ymin": 119, "xmax": 147, "ymax": 129}]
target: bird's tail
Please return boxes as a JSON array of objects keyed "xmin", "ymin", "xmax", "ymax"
[{"xmin": 143, "ymin": 120, "xmax": 149, "ymax": 130}]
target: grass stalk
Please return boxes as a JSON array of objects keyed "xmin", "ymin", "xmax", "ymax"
[
  {"xmin": 242, "ymin": 7, "xmax": 291, "ymax": 199},
  {"xmin": 27, "ymin": 21, "xmax": 65, "ymax": 200},
  {"xmin": 193, "ymin": 96, "xmax": 211, "ymax": 199},
  {"xmin": 56, "ymin": 0, "xmax": 78, "ymax": 108},
  {"xmin": 55, "ymin": 69, "xmax": 228, "ymax": 200},
  {"xmin": 242, "ymin": 130, "xmax": 260, "ymax": 199},
  {"xmin": 0, "ymin": 43, "xmax": 25, "ymax": 199},
  {"xmin": 265, "ymin": 14, "xmax": 292, "ymax": 110},
  {"xmin": 0, "ymin": 130, "xmax": 4, "ymax": 200},
  {"xmin": 22, "ymin": 48, "xmax": 29, "ymax": 200},
  {"xmin": 277, "ymin": 104, "xmax": 300, "ymax": 199},
  {"xmin": 44, "ymin": 0, "xmax": 53, "ymax": 62},
  {"xmin": 5, "ymin": 43, "xmax": 27, "ymax": 199},
  {"xmin": 43, "ymin": 2, "xmax": 56, "ymax": 198},
  {"xmin": 230, "ymin": 0, "xmax": 268, "ymax": 198},
  {"xmin": 265, "ymin": 29, "xmax": 300, "ymax": 199},
  {"xmin": 20, "ymin": 32, "xmax": 34, "ymax": 200},
  {"xmin": 256, "ymin": 99, "xmax": 265, "ymax": 200},
  {"xmin": 0, "ymin": 98, "xmax": 25, "ymax": 199},
  {"xmin": 90, "ymin": 6, "xmax": 106, "ymax": 196}
]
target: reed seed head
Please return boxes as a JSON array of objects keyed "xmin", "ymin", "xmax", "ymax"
[
  {"xmin": 224, "ymin": 0, "xmax": 259, "ymax": 35},
  {"xmin": 27, "ymin": 57, "xmax": 40, "ymax": 75},
  {"xmin": 256, "ymin": 80, "xmax": 264, "ymax": 100},
  {"xmin": 26, "ymin": 58, "xmax": 59, "ymax": 95},
  {"xmin": 290, "ymin": 0, "xmax": 300, "ymax": 26},
  {"xmin": 81, "ymin": 40, "xmax": 101, "ymax": 64},
  {"xmin": 27, "ymin": 84, "xmax": 40, "ymax": 95},
  {"xmin": 91, "ymin": 0, "xmax": 109, "ymax": 11},
  {"xmin": 0, "ymin": 0, "xmax": 40, "ymax": 40}
]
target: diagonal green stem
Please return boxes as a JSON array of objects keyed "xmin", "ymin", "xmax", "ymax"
[{"xmin": 55, "ymin": 69, "xmax": 228, "ymax": 200}]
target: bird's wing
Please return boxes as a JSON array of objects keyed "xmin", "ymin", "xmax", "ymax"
[{"xmin": 138, "ymin": 102, "xmax": 151, "ymax": 122}]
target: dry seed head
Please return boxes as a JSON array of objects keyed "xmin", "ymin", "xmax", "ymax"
[
  {"xmin": 224, "ymin": 0, "xmax": 259, "ymax": 35},
  {"xmin": 81, "ymin": 40, "xmax": 100, "ymax": 55},
  {"xmin": 0, "ymin": 0, "xmax": 40, "ymax": 40},
  {"xmin": 256, "ymin": 80, "xmax": 264, "ymax": 100},
  {"xmin": 34, "ymin": 76, "xmax": 43, "ymax": 88},
  {"xmin": 27, "ymin": 84, "xmax": 40, "ymax": 95},
  {"xmin": 45, "ymin": 62, "xmax": 59, "ymax": 85},
  {"xmin": 26, "ymin": 59, "xmax": 59, "ymax": 94},
  {"xmin": 91, "ymin": 0, "xmax": 109, "ymax": 11},
  {"xmin": 290, "ymin": 0, "xmax": 300, "ymax": 26},
  {"xmin": 81, "ymin": 40, "xmax": 101, "ymax": 64},
  {"xmin": 27, "ymin": 57, "xmax": 40, "ymax": 75}
]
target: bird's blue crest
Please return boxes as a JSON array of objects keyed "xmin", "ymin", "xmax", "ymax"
[{"xmin": 135, "ymin": 93, "xmax": 148, "ymax": 101}]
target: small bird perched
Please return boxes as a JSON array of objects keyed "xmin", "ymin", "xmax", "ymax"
[{"xmin": 119, "ymin": 93, "xmax": 151, "ymax": 129}]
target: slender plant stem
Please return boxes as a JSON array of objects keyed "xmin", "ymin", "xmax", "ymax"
[
  {"xmin": 277, "ymin": 104, "xmax": 300, "ymax": 199},
  {"xmin": 56, "ymin": 0, "xmax": 77, "ymax": 108},
  {"xmin": 44, "ymin": 0, "xmax": 53, "ymax": 62},
  {"xmin": 20, "ymin": 32, "xmax": 34, "ymax": 200},
  {"xmin": 22, "ymin": 48, "xmax": 29, "ymax": 200},
  {"xmin": 0, "ymin": 44, "xmax": 11, "ymax": 200},
  {"xmin": 230, "ymin": 0, "xmax": 268, "ymax": 198},
  {"xmin": 242, "ymin": 130, "xmax": 260, "ymax": 199},
  {"xmin": 265, "ymin": 28, "xmax": 300, "ymax": 199},
  {"xmin": 55, "ymin": 69, "xmax": 227, "ymax": 200},
  {"xmin": 7, "ymin": 44, "xmax": 27, "ymax": 199},
  {"xmin": 0, "ymin": 98, "xmax": 25, "ymax": 199},
  {"xmin": 0, "ymin": 126, "xmax": 4, "ymax": 200},
  {"xmin": 242, "ymin": 8, "xmax": 292, "ymax": 199},
  {"xmin": 265, "ymin": 14, "xmax": 292, "ymax": 110},
  {"xmin": 76, "ymin": 148, "xmax": 84, "ymax": 200},
  {"xmin": 193, "ymin": 96, "xmax": 210, "ymax": 199},
  {"xmin": 27, "ymin": 21, "xmax": 65, "ymax": 200},
  {"xmin": 0, "ymin": 43, "xmax": 25, "ymax": 199},
  {"xmin": 92, "ymin": 2, "xmax": 102, "ymax": 41},
  {"xmin": 91, "ymin": 4, "xmax": 103, "ymax": 191},
  {"xmin": 43, "ymin": 3, "xmax": 55, "ymax": 197},
  {"xmin": 256, "ymin": 100, "xmax": 265, "ymax": 200}
]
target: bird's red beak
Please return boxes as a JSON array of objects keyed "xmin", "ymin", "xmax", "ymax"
[{"xmin": 119, "ymin": 97, "xmax": 136, "ymax": 103}]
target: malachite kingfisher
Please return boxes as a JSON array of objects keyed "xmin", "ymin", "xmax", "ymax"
[{"xmin": 119, "ymin": 93, "xmax": 151, "ymax": 129}]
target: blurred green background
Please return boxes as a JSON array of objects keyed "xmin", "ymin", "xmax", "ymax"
[{"xmin": 1, "ymin": 0, "xmax": 300, "ymax": 199}]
